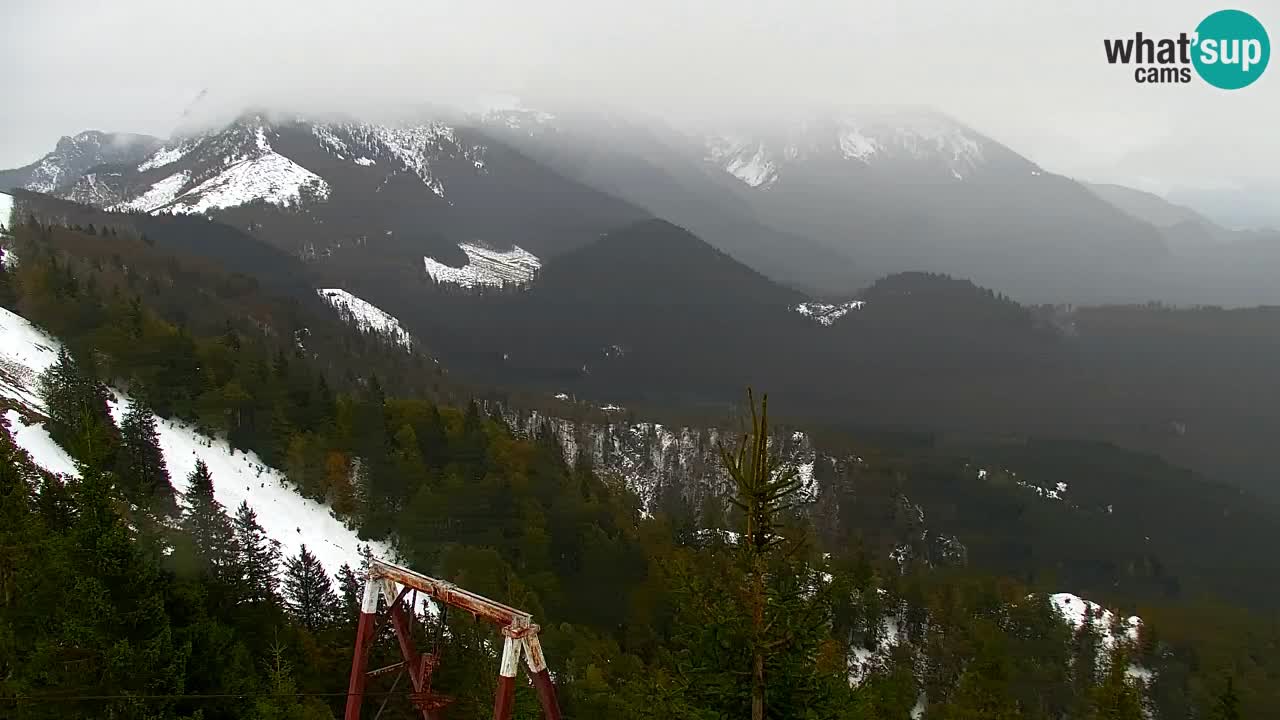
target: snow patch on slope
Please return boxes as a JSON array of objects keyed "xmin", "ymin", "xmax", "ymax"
[
  {"xmin": 167, "ymin": 152, "xmax": 330, "ymax": 214},
  {"xmin": 0, "ymin": 307, "xmax": 60, "ymax": 409},
  {"xmin": 138, "ymin": 141, "xmax": 194, "ymax": 172},
  {"xmin": 1050, "ymin": 592, "xmax": 1141, "ymax": 653},
  {"xmin": 705, "ymin": 136, "xmax": 778, "ymax": 188},
  {"xmin": 4, "ymin": 409, "xmax": 80, "ymax": 477},
  {"xmin": 793, "ymin": 300, "xmax": 866, "ymax": 326},
  {"xmin": 0, "ymin": 191, "xmax": 14, "ymax": 234},
  {"xmin": 500, "ymin": 408, "xmax": 820, "ymax": 515},
  {"xmin": 111, "ymin": 394, "xmax": 392, "ymax": 575},
  {"xmin": 113, "ymin": 171, "xmax": 191, "ymax": 212},
  {"xmin": 838, "ymin": 127, "xmax": 880, "ymax": 161},
  {"xmin": 317, "ymin": 289, "xmax": 412, "ymax": 349},
  {"xmin": 424, "ymin": 243, "xmax": 541, "ymax": 288},
  {"xmin": 848, "ymin": 612, "xmax": 904, "ymax": 687}
]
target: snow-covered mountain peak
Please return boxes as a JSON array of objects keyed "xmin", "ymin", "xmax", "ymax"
[
  {"xmin": 835, "ymin": 108, "xmax": 987, "ymax": 177},
  {"xmin": 705, "ymin": 108, "xmax": 1003, "ymax": 188},
  {"xmin": 62, "ymin": 111, "xmax": 487, "ymax": 216},
  {"xmin": 310, "ymin": 120, "xmax": 485, "ymax": 196},
  {"xmin": 705, "ymin": 135, "xmax": 779, "ymax": 188},
  {"xmin": 110, "ymin": 116, "xmax": 330, "ymax": 215},
  {"xmin": 452, "ymin": 94, "xmax": 557, "ymax": 133},
  {"xmin": 3, "ymin": 131, "xmax": 161, "ymax": 195}
]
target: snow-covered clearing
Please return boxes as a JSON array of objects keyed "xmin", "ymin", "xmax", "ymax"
[
  {"xmin": 793, "ymin": 300, "xmax": 866, "ymax": 326},
  {"xmin": 317, "ymin": 288, "xmax": 412, "ymax": 349},
  {"xmin": 423, "ymin": 242, "xmax": 541, "ymax": 288}
]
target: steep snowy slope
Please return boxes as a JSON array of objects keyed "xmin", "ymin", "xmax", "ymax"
[
  {"xmin": 0, "ymin": 305, "xmax": 390, "ymax": 574},
  {"xmin": 317, "ymin": 288, "xmax": 413, "ymax": 348}
]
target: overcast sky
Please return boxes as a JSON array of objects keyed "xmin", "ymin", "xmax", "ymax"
[{"xmin": 2, "ymin": 0, "xmax": 1275, "ymax": 194}]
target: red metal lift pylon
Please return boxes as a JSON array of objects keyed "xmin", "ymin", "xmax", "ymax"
[{"xmin": 344, "ymin": 558, "xmax": 562, "ymax": 720}]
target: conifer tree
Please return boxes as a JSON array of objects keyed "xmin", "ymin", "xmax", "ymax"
[
  {"xmin": 1086, "ymin": 647, "xmax": 1146, "ymax": 720},
  {"xmin": 336, "ymin": 562, "xmax": 363, "ymax": 625},
  {"xmin": 719, "ymin": 388, "xmax": 806, "ymax": 720},
  {"xmin": 1212, "ymin": 677, "xmax": 1241, "ymax": 720},
  {"xmin": 38, "ymin": 347, "xmax": 118, "ymax": 468},
  {"xmin": 117, "ymin": 398, "xmax": 176, "ymax": 514},
  {"xmin": 282, "ymin": 544, "xmax": 337, "ymax": 631},
  {"xmin": 233, "ymin": 500, "xmax": 282, "ymax": 602},
  {"xmin": 417, "ymin": 402, "xmax": 448, "ymax": 469},
  {"xmin": 254, "ymin": 638, "xmax": 333, "ymax": 720},
  {"xmin": 181, "ymin": 460, "xmax": 239, "ymax": 580}
]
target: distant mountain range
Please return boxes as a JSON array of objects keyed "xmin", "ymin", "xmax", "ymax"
[
  {"xmin": 5, "ymin": 104, "xmax": 1276, "ymax": 306},
  {"xmin": 1083, "ymin": 181, "xmax": 1280, "ymax": 304},
  {"xmin": 6, "ymin": 181, "xmax": 1280, "ymax": 503}
]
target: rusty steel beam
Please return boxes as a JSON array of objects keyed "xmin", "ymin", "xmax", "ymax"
[
  {"xmin": 366, "ymin": 661, "xmax": 406, "ymax": 679},
  {"xmin": 522, "ymin": 633, "xmax": 563, "ymax": 720},
  {"xmin": 347, "ymin": 559, "xmax": 562, "ymax": 720},
  {"xmin": 370, "ymin": 559, "xmax": 533, "ymax": 628},
  {"xmin": 492, "ymin": 633, "xmax": 523, "ymax": 720},
  {"xmin": 343, "ymin": 578, "xmax": 381, "ymax": 720}
]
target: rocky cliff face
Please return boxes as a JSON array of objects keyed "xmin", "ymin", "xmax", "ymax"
[{"xmin": 497, "ymin": 405, "xmax": 968, "ymax": 572}]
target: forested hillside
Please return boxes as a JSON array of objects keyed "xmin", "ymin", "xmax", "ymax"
[
  {"xmin": 11, "ymin": 189, "xmax": 1280, "ymax": 505},
  {"xmin": 1, "ymin": 213, "xmax": 1277, "ymax": 718}
]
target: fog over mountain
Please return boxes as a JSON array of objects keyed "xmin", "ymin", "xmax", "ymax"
[{"xmin": 3, "ymin": 0, "xmax": 1277, "ymax": 207}]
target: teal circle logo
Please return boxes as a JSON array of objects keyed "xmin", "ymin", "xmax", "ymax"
[{"xmin": 1193, "ymin": 9, "xmax": 1270, "ymax": 89}]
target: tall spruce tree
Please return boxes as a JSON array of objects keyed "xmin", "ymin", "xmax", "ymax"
[
  {"xmin": 117, "ymin": 398, "xmax": 176, "ymax": 514},
  {"xmin": 720, "ymin": 389, "xmax": 807, "ymax": 720},
  {"xmin": 282, "ymin": 544, "xmax": 337, "ymax": 631},
  {"xmin": 180, "ymin": 460, "xmax": 239, "ymax": 581},
  {"xmin": 38, "ymin": 348, "xmax": 117, "ymax": 468},
  {"xmin": 335, "ymin": 563, "xmax": 363, "ymax": 626},
  {"xmin": 233, "ymin": 501, "xmax": 282, "ymax": 602}
]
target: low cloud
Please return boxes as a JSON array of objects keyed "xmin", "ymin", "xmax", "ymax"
[{"xmin": 2, "ymin": 0, "xmax": 1275, "ymax": 192}]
